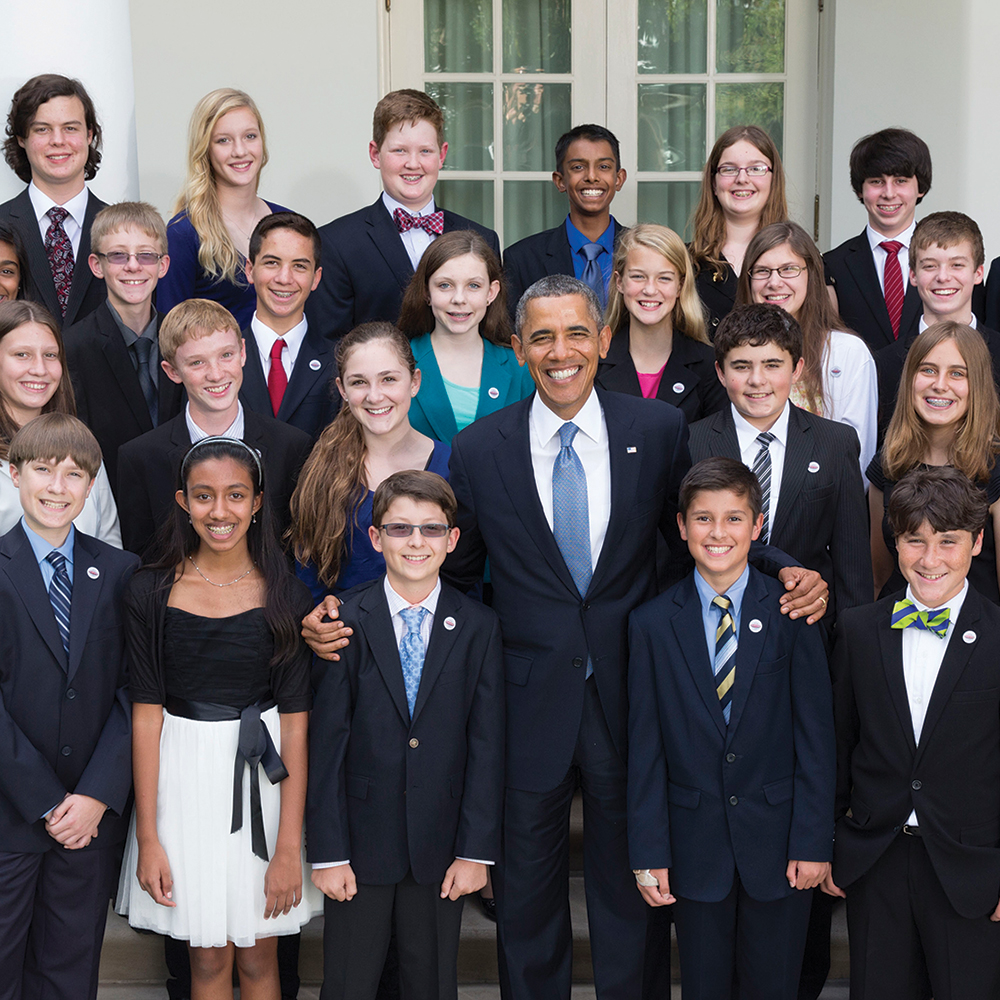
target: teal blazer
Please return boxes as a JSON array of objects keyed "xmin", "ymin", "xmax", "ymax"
[{"xmin": 408, "ymin": 333, "xmax": 536, "ymax": 443}]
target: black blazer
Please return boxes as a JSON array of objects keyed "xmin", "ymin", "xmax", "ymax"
[
  {"xmin": 823, "ymin": 229, "xmax": 921, "ymax": 352},
  {"xmin": 502, "ymin": 218, "xmax": 625, "ymax": 322},
  {"xmin": 832, "ymin": 587, "xmax": 1000, "ymax": 918},
  {"xmin": 596, "ymin": 326, "xmax": 727, "ymax": 424},
  {"xmin": 0, "ymin": 187, "xmax": 107, "ymax": 326},
  {"xmin": 115, "ymin": 409, "xmax": 312, "ymax": 556},
  {"xmin": 0, "ymin": 524, "xmax": 138, "ymax": 853},
  {"xmin": 307, "ymin": 577, "xmax": 504, "ymax": 885},
  {"xmin": 239, "ymin": 322, "xmax": 339, "ymax": 439},
  {"xmin": 63, "ymin": 305, "xmax": 184, "ymax": 492},
  {"xmin": 306, "ymin": 198, "xmax": 501, "ymax": 341},
  {"xmin": 689, "ymin": 404, "xmax": 871, "ymax": 620},
  {"xmin": 985, "ymin": 256, "xmax": 1000, "ymax": 330},
  {"xmin": 692, "ymin": 256, "xmax": 738, "ymax": 338}
]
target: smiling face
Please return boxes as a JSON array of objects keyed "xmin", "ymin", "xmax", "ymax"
[
  {"xmin": 748, "ymin": 242, "xmax": 809, "ymax": 319},
  {"xmin": 616, "ymin": 245, "xmax": 680, "ymax": 331},
  {"xmin": 336, "ymin": 338, "xmax": 420, "ymax": 438},
  {"xmin": 176, "ymin": 455, "xmax": 261, "ymax": 556},
  {"xmin": 246, "ymin": 227, "xmax": 321, "ymax": 333},
  {"xmin": 678, "ymin": 487, "xmax": 762, "ymax": 593},
  {"xmin": 427, "ymin": 252, "xmax": 499, "ymax": 337},
  {"xmin": 512, "ymin": 293, "xmax": 611, "ymax": 421},
  {"xmin": 712, "ymin": 139, "xmax": 773, "ymax": 224},
  {"xmin": 17, "ymin": 95, "xmax": 92, "ymax": 198},
  {"xmin": 861, "ymin": 174, "xmax": 923, "ymax": 238},
  {"xmin": 0, "ymin": 241, "xmax": 20, "ymax": 302},
  {"xmin": 89, "ymin": 225, "xmax": 169, "ymax": 312},
  {"xmin": 910, "ymin": 240, "xmax": 983, "ymax": 324},
  {"xmin": 208, "ymin": 106, "xmax": 264, "ymax": 191},
  {"xmin": 0, "ymin": 321, "xmax": 62, "ymax": 427},
  {"xmin": 716, "ymin": 341, "xmax": 803, "ymax": 431},
  {"xmin": 11, "ymin": 455, "xmax": 93, "ymax": 546},
  {"xmin": 553, "ymin": 138, "xmax": 626, "ymax": 222},
  {"xmin": 369, "ymin": 496, "xmax": 458, "ymax": 599},
  {"xmin": 896, "ymin": 518, "xmax": 981, "ymax": 608},
  {"xmin": 370, "ymin": 119, "xmax": 447, "ymax": 211},
  {"xmin": 162, "ymin": 327, "xmax": 245, "ymax": 421},
  {"xmin": 911, "ymin": 338, "xmax": 969, "ymax": 430}
]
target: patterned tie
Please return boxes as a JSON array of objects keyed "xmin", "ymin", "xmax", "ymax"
[
  {"xmin": 880, "ymin": 240, "xmax": 905, "ymax": 339},
  {"xmin": 580, "ymin": 242, "xmax": 607, "ymax": 309},
  {"xmin": 712, "ymin": 594, "xmax": 737, "ymax": 724},
  {"xmin": 399, "ymin": 606, "xmax": 429, "ymax": 716},
  {"xmin": 45, "ymin": 207, "xmax": 74, "ymax": 317},
  {"xmin": 268, "ymin": 338, "xmax": 288, "ymax": 416},
  {"xmin": 46, "ymin": 551, "xmax": 72, "ymax": 654},
  {"xmin": 890, "ymin": 599, "xmax": 950, "ymax": 638},
  {"xmin": 751, "ymin": 431, "xmax": 776, "ymax": 543},
  {"xmin": 393, "ymin": 207, "xmax": 445, "ymax": 236},
  {"xmin": 132, "ymin": 337, "xmax": 158, "ymax": 426}
]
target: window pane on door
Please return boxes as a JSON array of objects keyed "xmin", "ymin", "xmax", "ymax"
[
  {"xmin": 504, "ymin": 180, "xmax": 565, "ymax": 245},
  {"xmin": 715, "ymin": 0, "xmax": 784, "ymax": 73},
  {"xmin": 637, "ymin": 0, "xmax": 708, "ymax": 75},
  {"xmin": 425, "ymin": 0, "xmax": 493, "ymax": 73},
  {"xmin": 716, "ymin": 83, "xmax": 784, "ymax": 154},
  {"xmin": 502, "ymin": 0, "xmax": 572, "ymax": 73},
  {"xmin": 426, "ymin": 82, "xmax": 495, "ymax": 171},
  {"xmin": 502, "ymin": 82, "xmax": 571, "ymax": 172},
  {"xmin": 436, "ymin": 179, "xmax": 496, "ymax": 230},
  {"xmin": 637, "ymin": 84, "xmax": 706, "ymax": 172},
  {"xmin": 636, "ymin": 181, "xmax": 701, "ymax": 239}
]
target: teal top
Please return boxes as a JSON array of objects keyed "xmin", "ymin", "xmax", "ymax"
[
  {"xmin": 442, "ymin": 377, "xmax": 481, "ymax": 432},
  {"xmin": 408, "ymin": 333, "xmax": 536, "ymax": 443}
]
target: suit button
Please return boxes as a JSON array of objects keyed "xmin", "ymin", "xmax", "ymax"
[
  {"xmin": 409, "ymin": 738, "xmax": 419, "ymax": 749},
  {"xmin": 729, "ymin": 796, "xmax": 738, "ymax": 806},
  {"xmin": 572, "ymin": 657, "xmax": 583, "ymax": 668},
  {"xmin": 60, "ymin": 746, "xmax": 71, "ymax": 756},
  {"xmin": 66, "ymin": 688, "xmax": 76, "ymax": 700},
  {"xmin": 893, "ymin": 825, "xmax": 901, "ymax": 833},
  {"xmin": 726, "ymin": 753, "xmax": 736, "ymax": 763},
  {"xmin": 911, "ymin": 779, "xmax": 922, "ymax": 790},
  {"xmin": 583, "ymin": 603, "xmax": 591, "ymax": 612}
]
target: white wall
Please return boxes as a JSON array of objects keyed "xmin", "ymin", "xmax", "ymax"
[{"xmin": 128, "ymin": 1, "xmax": 382, "ymax": 227}]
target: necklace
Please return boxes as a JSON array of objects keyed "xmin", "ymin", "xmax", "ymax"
[{"xmin": 187, "ymin": 554, "xmax": 254, "ymax": 588}]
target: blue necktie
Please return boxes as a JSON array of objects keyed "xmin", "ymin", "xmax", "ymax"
[
  {"xmin": 580, "ymin": 242, "xmax": 607, "ymax": 309},
  {"xmin": 713, "ymin": 594, "xmax": 737, "ymax": 725},
  {"xmin": 46, "ymin": 551, "xmax": 72, "ymax": 654},
  {"xmin": 399, "ymin": 606, "xmax": 428, "ymax": 717}
]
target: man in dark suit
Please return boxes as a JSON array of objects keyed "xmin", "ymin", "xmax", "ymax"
[
  {"xmin": 0, "ymin": 74, "xmax": 107, "ymax": 325},
  {"xmin": 116, "ymin": 298, "xmax": 311, "ymax": 556},
  {"xmin": 0, "ymin": 413, "xmax": 138, "ymax": 1000},
  {"xmin": 503, "ymin": 124, "xmax": 627, "ymax": 322},
  {"xmin": 824, "ymin": 128, "xmax": 932, "ymax": 352},
  {"xmin": 64, "ymin": 201, "xmax": 183, "ymax": 494},
  {"xmin": 306, "ymin": 90, "xmax": 500, "ymax": 341},
  {"xmin": 825, "ymin": 466, "xmax": 1000, "ymax": 999},
  {"xmin": 240, "ymin": 212, "xmax": 338, "ymax": 439}
]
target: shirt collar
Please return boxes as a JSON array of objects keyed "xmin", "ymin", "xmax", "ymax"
[
  {"xmin": 383, "ymin": 574, "xmax": 441, "ymax": 618},
  {"xmin": 185, "ymin": 400, "xmax": 244, "ymax": 443},
  {"xmin": 905, "ymin": 579, "xmax": 968, "ymax": 625},
  {"xmin": 21, "ymin": 517, "xmax": 75, "ymax": 570},
  {"xmin": 867, "ymin": 220, "xmax": 916, "ymax": 253},
  {"xmin": 694, "ymin": 563, "xmax": 750, "ymax": 617},
  {"xmin": 28, "ymin": 181, "xmax": 89, "ymax": 229},
  {"xmin": 565, "ymin": 216, "xmax": 616, "ymax": 255},
  {"xmin": 382, "ymin": 190, "xmax": 437, "ymax": 219},
  {"xmin": 106, "ymin": 299, "xmax": 159, "ymax": 349},
  {"xmin": 919, "ymin": 312, "xmax": 977, "ymax": 334},
  {"xmin": 251, "ymin": 311, "xmax": 309, "ymax": 354},
  {"xmin": 530, "ymin": 384, "xmax": 604, "ymax": 448},
  {"xmin": 731, "ymin": 399, "xmax": 791, "ymax": 448}
]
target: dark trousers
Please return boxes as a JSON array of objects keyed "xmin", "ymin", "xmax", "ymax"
[
  {"xmin": 672, "ymin": 876, "xmax": 812, "ymax": 1000},
  {"xmin": 845, "ymin": 833, "xmax": 1000, "ymax": 1000},
  {"xmin": 164, "ymin": 932, "xmax": 301, "ymax": 998},
  {"xmin": 495, "ymin": 676, "xmax": 647, "ymax": 1000},
  {"xmin": 0, "ymin": 847, "xmax": 118, "ymax": 1000},
  {"xmin": 320, "ymin": 870, "xmax": 465, "ymax": 1000},
  {"xmin": 796, "ymin": 889, "xmax": 833, "ymax": 1000}
]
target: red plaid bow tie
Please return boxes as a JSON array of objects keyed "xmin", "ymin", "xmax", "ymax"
[{"xmin": 393, "ymin": 207, "xmax": 444, "ymax": 236}]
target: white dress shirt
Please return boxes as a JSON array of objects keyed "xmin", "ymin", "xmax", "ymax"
[
  {"xmin": 28, "ymin": 182, "xmax": 89, "ymax": 260},
  {"xmin": 185, "ymin": 401, "xmax": 245, "ymax": 443},
  {"xmin": 919, "ymin": 313, "xmax": 977, "ymax": 334},
  {"xmin": 867, "ymin": 221, "xmax": 916, "ymax": 295},
  {"xmin": 900, "ymin": 580, "xmax": 968, "ymax": 824},
  {"xmin": 250, "ymin": 312, "xmax": 308, "ymax": 381},
  {"xmin": 529, "ymin": 389, "xmax": 611, "ymax": 573},
  {"xmin": 382, "ymin": 191, "xmax": 438, "ymax": 270},
  {"xmin": 732, "ymin": 400, "xmax": 790, "ymax": 538}
]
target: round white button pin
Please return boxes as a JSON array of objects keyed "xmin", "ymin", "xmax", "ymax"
[
  {"xmin": 87, "ymin": 566, "xmax": 100, "ymax": 579},
  {"xmin": 807, "ymin": 461, "xmax": 820, "ymax": 473},
  {"xmin": 672, "ymin": 382, "xmax": 685, "ymax": 394},
  {"xmin": 748, "ymin": 619, "xmax": 762, "ymax": 633},
  {"xmin": 444, "ymin": 616, "xmax": 456, "ymax": 631},
  {"xmin": 488, "ymin": 387, "xmax": 499, "ymax": 399},
  {"xmin": 963, "ymin": 630, "xmax": 976, "ymax": 644},
  {"xmin": 309, "ymin": 358, "xmax": 322, "ymax": 371}
]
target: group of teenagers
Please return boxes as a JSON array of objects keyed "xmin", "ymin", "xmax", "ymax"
[{"xmin": 0, "ymin": 66, "xmax": 998, "ymax": 1000}]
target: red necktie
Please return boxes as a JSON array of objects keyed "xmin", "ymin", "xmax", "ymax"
[
  {"xmin": 880, "ymin": 240, "xmax": 905, "ymax": 339},
  {"xmin": 268, "ymin": 338, "xmax": 287, "ymax": 415},
  {"xmin": 393, "ymin": 207, "xmax": 444, "ymax": 236},
  {"xmin": 44, "ymin": 207, "xmax": 74, "ymax": 317}
]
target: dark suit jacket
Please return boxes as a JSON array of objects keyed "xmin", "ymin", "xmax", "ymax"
[
  {"xmin": 627, "ymin": 568, "xmax": 835, "ymax": 902},
  {"xmin": 115, "ymin": 409, "xmax": 312, "ymax": 557},
  {"xmin": 0, "ymin": 187, "xmax": 107, "ymax": 326},
  {"xmin": 832, "ymin": 588, "xmax": 1000, "ymax": 918},
  {"xmin": 693, "ymin": 258, "xmax": 739, "ymax": 338},
  {"xmin": 689, "ymin": 405, "xmax": 872, "ymax": 619},
  {"xmin": 63, "ymin": 305, "xmax": 184, "ymax": 492},
  {"xmin": 985, "ymin": 256, "xmax": 1000, "ymax": 330},
  {"xmin": 823, "ymin": 229, "xmax": 921, "ymax": 352},
  {"xmin": 239, "ymin": 322, "xmax": 339, "ymax": 439},
  {"xmin": 0, "ymin": 524, "xmax": 138, "ymax": 853},
  {"xmin": 597, "ymin": 326, "xmax": 727, "ymax": 425},
  {"xmin": 502, "ymin": 217, "xmax": 625, "ymax": 322},
  {"xmin": 306, "ymin": 198, "xmax": 501, "ymax": 341},
  {"xmin": 306, "ymin": 577, "xmax": 504, "ymax": 885}
]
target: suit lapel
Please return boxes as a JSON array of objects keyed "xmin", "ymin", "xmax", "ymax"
[
  {"xmin": 598, "ymin": 330, "xmax": 641, "ymax": 396},
  {"xmin": 476, "ymin": 342, "xmax": 514, "ymax": 421},
  {"xmin": 240, "ymin": 326, "xmax": 272, "ymax": 415},
  {"xmin": 63, "ymin": 191, "xmax": 103, "ymax": 322},
  {"xmin": 10, "ymin": 190, "xmax": 61, "ymax": 317},
  {"xmin": 670, "ymin": 579, "xmax": 727, "ymax": 739},
  {"xmin": 546, "ymin": 224, "xmax": 576, "ymax": 274},
  {"xmin": 771, "ymin": 406, "xmax": 810, "ymax": 540},
  {"xmin": 709, "ymin": 409, "xmax": 740, "ymax": 460},
  {"xmin": 845, "ymin": 232, "xmax": 894, "ymax": 346},
  {"xmin": 358, "ymin": 584, "xmax": 411, "ymax": 726},
  {"xmin": 411, "ymin": 586, "xmax": 462, "ymax": 724},
  {"xmin": 411, "ymin": 336, "xmax": 459, "ymax": 442},
  {"xmin": 365, "ymin": 199, "xmax": 414, "ymax": 293},
  {"xmin": 725, "ymin": 572, "xmax": 768, "ymax": 744},
  {"xmin": 877, "ymin": 612, "xmax": 918, "ymax": 755},
  {"xmin": 279, "ymin": 329, "xmax": 333, "ymax": 422},
  {"xmin": 97, "ymin": 307, "xmax": 156, "ymax": 432},
  {"xmin": 67, "ymin": 534, "xmax": 103, "ymax": 681}
]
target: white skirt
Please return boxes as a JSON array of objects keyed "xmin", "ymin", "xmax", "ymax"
[{"xmin": 116, "ymin": 705, "xmax": 322, "ymax": 948}]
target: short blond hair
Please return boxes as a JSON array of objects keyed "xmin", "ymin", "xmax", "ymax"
[
  {"xmin": 159, "ymin": 299, "xmax": 241, "ymax": 364},
  {"xmin": 90, "ymin": 201, "xmax": 167, "ymax": 256}
]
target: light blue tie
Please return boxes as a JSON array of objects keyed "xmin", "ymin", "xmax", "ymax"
[
  {"xmin": 46, "ymin": 551, "xmax": 72, "ymax": 654},
  {"xmin": 580, "ymin": 242, "xmax": 607, "ymax": 309},
  {"xmin": 399, "ymin": 606, "xmax": 428, "ymax": 717}
]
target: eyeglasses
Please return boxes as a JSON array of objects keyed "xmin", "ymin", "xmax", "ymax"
[
  {"xmin": 715, "ymin": 163, "xmax": 772, "ymax": 178},
  {"xmin": 97, "ymin": 251, "xmax": 164, "ymax": 266},
  {"xmin": 748, "ymin": 264, "xmax": 807, "ymax": 281},
  {"xmin": 378, "ymin": 523, "xmax": 451, "ymax": 538}
]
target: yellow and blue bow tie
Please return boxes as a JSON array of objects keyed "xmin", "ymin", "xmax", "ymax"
[{"xmin": 890, "ymin": 599, "xmax": 950, "ymax": 638}]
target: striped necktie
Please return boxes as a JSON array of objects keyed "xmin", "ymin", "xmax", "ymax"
[
  {"xmin": 46, "ymin": 551, "xmax": 72, "ymax": 653},
  {"xmin": 751, "ymin": 431, "xmax": 776, "ymax": 543},
  {"xmin": 399, "ymin": 605, "xmax": 428, "ymax": 716},
  {"xmin": 712, "ymin": 594, "xmax": 737, "ymax": 724},
  {"xmin": 880, "ymin": 240, "xmax": 905, "ymax": 339}
]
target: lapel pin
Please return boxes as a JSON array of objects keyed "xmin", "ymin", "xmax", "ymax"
[
  {"xmin": 830, "ymin": 366, "xmax": 843, "ymax": 378},
  {"xmin": 87, "ymin": 566, "xmax": 100, "ymax": 579},
  {"xmin": 672, "ymin": 382, "xmax": 685, "ymax": 394},
  {"xmin": 444, "ymin": 616, "xmax": 456, "ymax": 631},
  {"xmin": 807, "ymin": 461, "xmax": 820, "ymax": 473},
  {"xmin": 488, "ymin": 386, "xmax": 499, "ymax": 399},
  {"xmin": 963, "ymin": 630, "xmax": 977, "ymax": 644},
  {"xmin": 309, "ymin": 358, "xmax": 322, "ymax": 371},
  {"xmin": 748, "ymin": 619, "xmax": 762, "ymax": 633},
  {"xmin": 627, "ymin": 446, "xmax": 637, "ymax": 454}
]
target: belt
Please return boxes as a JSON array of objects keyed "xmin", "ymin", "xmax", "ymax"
[{"xmin": 166, "ymin": 697, "xmax": 287, "ymax": 861}]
